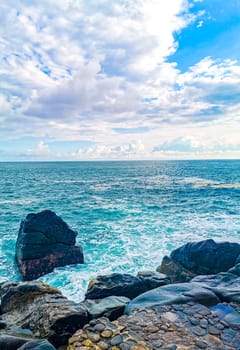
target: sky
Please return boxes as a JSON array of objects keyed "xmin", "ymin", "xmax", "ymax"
[{"xmin": 0, "ymin": 0, "xmax": 240, "ymax": 161}]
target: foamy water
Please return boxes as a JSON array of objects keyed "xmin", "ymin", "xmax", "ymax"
[{"xmin": 0, "ymin": 160, "xmax": 239, "ymax": 301}]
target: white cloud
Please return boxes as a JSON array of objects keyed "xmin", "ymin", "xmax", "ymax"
[
  {"xmin": 27, "ymin": 141, "xmax": 51, "ymax": 156},
  {"xmin": 72, "ymin": 140, "xmax": 146, "ymax": 159},
  {"xmin": 0, "ymin": 1, "xmax": 240, "ymax": 159}
]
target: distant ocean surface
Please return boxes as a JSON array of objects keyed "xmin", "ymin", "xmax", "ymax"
[{"xmin": 0, "ymin": 160, "xmax": 240, "ymax": 301}]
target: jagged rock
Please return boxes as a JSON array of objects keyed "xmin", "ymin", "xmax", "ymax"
[
  {"xmin": 157, "ymin": 239, "xmax": 240, "ymax": 283},
  {"xmin": 0, "ymin": 281, "xmax": 89, "ymax": 348},
  {"xmin": 15, "ymin": 210, "xmax": 84, "ymax": 280},
  {"xmin": 192, "ymin": 272, "xmax": 240, "ymax": 304},
  {"xmin": 18, "ymin": 340, "xmax": 56, "ymax": 350},
  {"xmin": 83, "ymin": 296, "xmax": 130, "ymax": 320},
  {"xmin": 125, "ymin": 282, "xmax": 220, "ymax": 314},
  {"xmin": 85, "ymin": 271, "xmax": 169, "ymax": 300}
]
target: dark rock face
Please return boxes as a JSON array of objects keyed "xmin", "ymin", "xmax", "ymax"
[
  {"xmin": 158, "ymin": 239, "xmax": 240, "ymax": 283},
  {"xmin": 0, "ymin": 281, "xmax": 89, "ymax": 348},
  {"xmin": 83, "ymin": 296, "xmax": 130, "ymax": 320},
  {"xmin": 157, "ymin": 256, "xmax": 194, "ymax": 283},
  {"xmin": 15, "ymin": 210, "xmax": 84, "ymax": 280},
  {"xmin": 85, "ymin": 271, "xmax": 170, "ymax": 300},
  {"xmin": 125, "ymin": 282, "xmax": 220, "ymax": 314},
  {"xmin": 170, "ymin": 239, "xmax": 240, "ymax": 275}
]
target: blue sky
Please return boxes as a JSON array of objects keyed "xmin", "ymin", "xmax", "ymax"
[{"xmin": 0, "ymin": 0, "xmax": 240, "ymax": 160}]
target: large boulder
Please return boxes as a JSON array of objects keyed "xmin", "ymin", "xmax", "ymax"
[
  {"xmin": 125, "ymin": 282, "xmax": 220, "ymax": 314},
  {"xmin": 15, "ymin": 210, "xmax": 84, "ymax": 280},
  {"xmin": 85, "ymin": 271, "xmax": 170, "ymax": 300},
  {"xmin": 0, "ymin": 281, "xmax": 89, "ymax": 348},
  {"xmin": 158, "ymin": 239, "xmax": 240, "ymax": 283}
]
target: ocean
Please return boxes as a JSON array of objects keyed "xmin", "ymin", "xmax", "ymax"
[{"xmin": 0, "ymin": 160, "xmax": 240, "ymax": 301}]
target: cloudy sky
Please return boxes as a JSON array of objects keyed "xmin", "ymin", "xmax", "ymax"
[{"xmin": 0, "ymin": 0, "xmax": 240, "ymax": 160}]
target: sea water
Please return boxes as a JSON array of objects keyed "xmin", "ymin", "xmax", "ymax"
[{"xmin": 0, "ymin": 160, "xmax": 239, "ymax": 301}]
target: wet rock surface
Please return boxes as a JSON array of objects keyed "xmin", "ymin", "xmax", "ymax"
[
  {"xmin": 125, "ymin": 282, "xmax": 220, "ymax": 313},
  {"xmin": 15, "ymin": 210, "xmax": 84, "ymax": 280},
  {"xmin": 85, "ymin": 272, "xmax": 169, "ymax": 300},
  {"xmin": 191, "ymin": 273, "xmax": 240, "ymax": 304},
  {"xmin": 0, "ymin": 281, "xmax": 89, "ymax": 348}
]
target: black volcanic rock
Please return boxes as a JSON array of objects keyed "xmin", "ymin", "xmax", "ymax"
[
  {"xmin": 15, "ymin": 210, "xmax": 84, "ymax": 280},
  {"xmin": 0, "ymin": 281, "xmax": 89, "ymax": 348},
  {"xmin": 170, "ymin": 239, "xmax": 240, "ymax": 275},
  {"xmin": 85, "ymin": 271, "xmax": 170, "ymax": 300},
  {"xmin": 158, "ymin": 239, "xmax": 240, "ymax": 283}
]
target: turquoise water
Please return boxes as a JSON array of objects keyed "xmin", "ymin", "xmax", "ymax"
[{"xmin": 0, "ymin": 160, "xmax": 240, "ymax": 301}]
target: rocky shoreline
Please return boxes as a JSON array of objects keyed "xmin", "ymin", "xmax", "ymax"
[{"xmin": 0, "ymin": 211, "xmax": 240, "ymax": 349}]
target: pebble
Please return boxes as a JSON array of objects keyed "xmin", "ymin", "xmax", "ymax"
[
  {"xmin": 89, "ymin": 319, "xmax": 98, "ymax": 326},
  {"xmin": 94, "ymin": 323, "xmax": 106, "ymax": 332},
  {"xmin": 199, "ymin": 319, "xmax": 208, "ymax": 328},
  {"xmin": 208, "ymin": 326, "xmax": 220, "ymax": 335},
  {"xmin": 88, "ymin": 332, "xmax": 100, "ymax": 343},
  {"xmin": 189, "ymin": 317, "xmax": 199, "ymax": 325},
  {"xmin": 110, "ymin": 335, "xmax": 123, "ymax": 346},
  {"xmin": 192, "ymin": 326, "xmax": 206, "ymax": 336},
  {"xmin": 215, "ymin": 323, "xmax": 225, "ymax": 330},
  {"xmin": 165, "ymin": 345, "xmax": 177, "ymax": 350},
  {"xmin": 98, "ymin": 341, "xmax": 109, "ymax": 350},
  {"xmin": 119, "ymin": 343, "xmax": 130, "ymax": 350},
  {"xmin": 101, "ymin": 329, "xmax": 113, "ymax": 338},
  {"xmin": 146, "ymin": 325, "xmax": 159, "ymax": 333},
  {"xmin": 160, "ymin": 325, "xmax": 168, "ymax": 331},
  {"xmin": 198, "ymin": 309, "xmax": 211, "ymax": 316},
  {"xmin": 195, "ymin": 340, "xmax": 207, "ymax": 349},
  {"xmin": 147, "ymin": 333, "xmax": 159, "ymax": 340}
]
